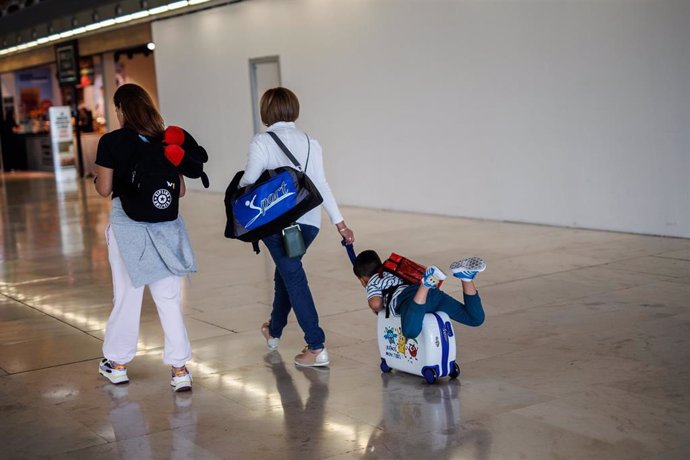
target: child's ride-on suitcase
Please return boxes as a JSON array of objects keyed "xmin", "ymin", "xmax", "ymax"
[
  {"xmin": 377, "ymin": 310, "xmax": 460, "ymax": 384},
  {"xmin": 341, "ymin": 242, "xmax": 459, "ymax": 384}
]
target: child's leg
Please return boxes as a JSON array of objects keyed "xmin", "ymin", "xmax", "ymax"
[
  {"xmin": 399, "ymin": 266, "xmax": 449, "ymax": 338},
  {"xmin": 399, "ymin": 285, "xmax": 433, "ymax": 339},
  {"xmin": 427, "ymin": 288, "xmax": 485, "ymax": 327}
]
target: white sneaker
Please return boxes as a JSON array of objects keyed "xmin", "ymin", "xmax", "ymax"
[
  {"xmin": 99, "ymin": 358, "xmax": 129, "ymax": 384},
  {"xmin": 261, "ymin": 321, "xmax": 280, "ymax": 350},
  {"xmin": 170, "ymin": 367, "xmax": 193, "ymax": 392},
  {"xmin": 294, "ymin": 347, "xmax": 330, "ymax": 367},
  {"xmin": 422, "ymin": 265, "xmax": 447, "ymax": 288}
]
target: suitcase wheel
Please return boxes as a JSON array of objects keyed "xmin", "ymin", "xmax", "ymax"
[
  {"xmin": 423, "ymin": 367, "xmax": 437, "ymax": 384},
  {"xmin": 380, "ymin": 358, "xmax": 392, "ymax": 373},
  {"xmin": 449, "ymin": 362, "xmax": 460, "ymax": 379}
]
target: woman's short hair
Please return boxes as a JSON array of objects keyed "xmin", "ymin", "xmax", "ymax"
[
  {"xmin": 353, "ymin": 250, "xmax": 383, "ymax": 278},
  {"xmin": 260, "ymin": 87, "xmax": 300, "ymax": 126},
  {"xmin": 113, "ymin": 83, "xmax": 164, "ymax": 138}
]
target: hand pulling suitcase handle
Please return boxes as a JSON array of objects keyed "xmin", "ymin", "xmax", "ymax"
[{"xmin": 341, "ymin": 238, "xmax": 356, "ymax": 265}]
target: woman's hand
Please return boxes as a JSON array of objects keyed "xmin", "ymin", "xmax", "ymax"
[{"xmin": 336, "ymin": 221, "xmax": 354, "ymax": 244}]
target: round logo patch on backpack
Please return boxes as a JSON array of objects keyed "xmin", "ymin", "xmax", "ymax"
[{"xmin": 152, "ymin": 189, "xmax": 173, "ymax": 209}]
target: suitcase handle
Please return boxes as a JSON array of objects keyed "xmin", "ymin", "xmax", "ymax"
[{"xmin": 341, "ymin": 239, "xmax": 356, "ymax": 264}]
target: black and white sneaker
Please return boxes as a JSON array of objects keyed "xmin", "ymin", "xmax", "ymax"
[
  {"xmin": 171, "ymin": 366, "xmax": 193, "ymax": 392},
  {"xmin": 98, "ymin": 358, "xmax": 129, "ymax": 384}
]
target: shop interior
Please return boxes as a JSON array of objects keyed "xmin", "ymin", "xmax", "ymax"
[{"xmin": 0, "ymin": 43, "xmax": 158, "ymax": 176}]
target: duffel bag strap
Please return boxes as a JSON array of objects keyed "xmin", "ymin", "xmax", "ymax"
[
  {"xmin": 305, "ymin": 134, "xmax": 311, "ymax": 170},
  {"xmin": 252, "ymin": 241, "xmax": 260, "ymax": 255},
  {"xmin": 267, "ymin": 131, "xmax": 307, "ymax": 172}
]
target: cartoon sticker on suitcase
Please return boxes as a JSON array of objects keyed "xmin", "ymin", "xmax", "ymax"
[
  {"xmin": 382, "ymin": 325, "xmax": 421, "ymax": 364},
  {"xmin": 377, "ymin": 311, "xmax": 460, "ymax": 384}
]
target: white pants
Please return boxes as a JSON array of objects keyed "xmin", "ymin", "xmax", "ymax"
[{"xmin": 103, "ymin": 225, "xmax": 192, "ymax": 367}]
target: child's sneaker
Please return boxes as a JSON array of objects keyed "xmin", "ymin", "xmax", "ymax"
[
  {"xmin": 422, "ymin": 265, "xmax": 446, "ymax": 288},
  {"xmin": 99, "ymin": 358, "xmax": 129, "ymax": 384},
  {"xmin": 170, "ymin": 366, "xmax": 193, "ymax": 392},
  {"xmin": 450, "ymin": 257, "xmax": 486, "ymax": 281},
  {"xmin": 261, "ymin": 321, "xmax": 280, "ymax": 350},
  {"xmin": 294, "ymin": 347, "xmax": 330, "ymax": 367}
]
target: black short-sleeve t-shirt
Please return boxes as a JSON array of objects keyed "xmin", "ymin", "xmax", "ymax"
[{"xmin": 96, "ymin": 128, "xmax": 141, "ymax": 198}]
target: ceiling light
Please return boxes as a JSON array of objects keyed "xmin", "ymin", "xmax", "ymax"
[
  {"xmin": 85, "ymin": 19, "xmax": 115, "ymax": 31},
  {"xmin": 168, "ymin": 1, "xmax": 189, "ymax": 10},
  {"xmin": 0, "ymin": 0, "xmax": 207, "ymax": 56},
  {"xmin": 115, "ymin": 10, "xmax": 149, "ymax": 23},
  {"xmin": 148, "ymin": 5, "xmax": 169, "ymax": 14}
]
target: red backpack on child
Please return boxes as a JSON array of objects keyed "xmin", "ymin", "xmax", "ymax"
[{"xmin": 381, "ymin": 253, "xmax": 444, "ymax": 288}]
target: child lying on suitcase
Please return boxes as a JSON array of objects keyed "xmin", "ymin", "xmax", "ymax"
[{"xmin": 353, "ymin": 251, "xmax": 486, "ymax": 339}]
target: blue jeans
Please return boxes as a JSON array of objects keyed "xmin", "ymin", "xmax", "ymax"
[
  {"xmin": 397, "ymin": 286, "xmax": 485, "ymax": 339},
  {"xmin": 262, "ymin": 224, "xmax": 324, "ymax": 350}
]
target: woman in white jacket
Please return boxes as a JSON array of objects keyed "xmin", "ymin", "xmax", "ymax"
[{"xmin": 240, "ymin": 87, "xmax": 354, "ymax": 367}]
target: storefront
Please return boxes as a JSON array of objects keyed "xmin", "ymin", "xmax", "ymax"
[
  {"xmin": 0, "ymin": 22, "xmax": 158, "ymax": 177},
  {"xmin": 1, "ymin": 65, "xmax": 61, "ymax": 171}
]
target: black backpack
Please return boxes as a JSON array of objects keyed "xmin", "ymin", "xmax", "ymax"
[{"xmin": 120, "ymin": 133, "xmax": 181, "ymax": 223}]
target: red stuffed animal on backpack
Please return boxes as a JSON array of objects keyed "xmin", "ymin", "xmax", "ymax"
[{"xmin": 162, "ymin": 126, "xmax": 210, "ymax": 188}]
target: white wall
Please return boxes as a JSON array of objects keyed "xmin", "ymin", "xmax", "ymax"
[{"xmin": 152, "ymin": 0, "xmax": 690, "ymax": 238}]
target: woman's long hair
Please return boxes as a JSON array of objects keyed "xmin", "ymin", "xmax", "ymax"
[{"xmin": 113, "ymin": 83, "xmax": 164, "ymax": 138}]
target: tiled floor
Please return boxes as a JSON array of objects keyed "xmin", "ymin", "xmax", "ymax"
[{"xmin": 1, "ymin": 171, "xmax": 689, "ymax": 459}]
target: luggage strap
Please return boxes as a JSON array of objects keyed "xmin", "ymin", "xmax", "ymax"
[
  {"xmin": 382, "ymin": 283, "xmax": 411, "ymax": 318},
  {"xmin": 267, "ymin": 131, "xmax": 311, "ymax": 171}
]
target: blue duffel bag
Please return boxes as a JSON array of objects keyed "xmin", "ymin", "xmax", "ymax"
[{"xmin": 224, "ymin": 132, "xmax": 323, "ymax": 250}]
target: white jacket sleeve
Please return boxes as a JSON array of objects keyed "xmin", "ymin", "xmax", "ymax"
[
  {"xmin": 308, "ymin": 139, "xmax": 344, "ymax": 225},
  {"xmin": 239, "ymin": 137, "xmax": 269, "ymax": 187}
]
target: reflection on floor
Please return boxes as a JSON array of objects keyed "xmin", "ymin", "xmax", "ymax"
[{"xmin": 1, "ymin": 172, "xmax": 689, "ymax": 459}]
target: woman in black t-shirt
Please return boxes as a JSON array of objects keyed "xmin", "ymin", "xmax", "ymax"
[{"xmin": 94, "ymin": 83, "xmax": 195, "ymax": 392}]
